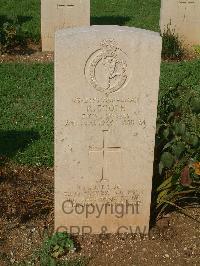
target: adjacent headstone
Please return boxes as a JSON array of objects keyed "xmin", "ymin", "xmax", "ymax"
[
  {"xmin": 41, "ymin": 0, "xmax": 90, "ymax": 51},
  {"xmin": 55, "ymin": 26, "xmax": 162, "ymax": 235},
  {"xmin": 160, "ymin": 0, "xmax": 200, "ymax": 46}
]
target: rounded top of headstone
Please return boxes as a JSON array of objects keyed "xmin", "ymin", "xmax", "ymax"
[{"xmin": 55, "ymin": 25, "xmax": 161, "ymax": 40}]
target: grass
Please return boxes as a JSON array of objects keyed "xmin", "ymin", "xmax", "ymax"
[
  {"xmin": 0, "ymin": 0, "xmax": 199, "ymax": 166},
  {"xmin": 160, "ymin": 60, "xmax": 200, "ymax": 95},
  {"xmin": 0, "ymin": 0, "xmax": 41, "ymax": 42},
  {"xmin": 0, "ymin": 0, "xmax": 161, "ymax": 42},
  {"xmin": 0, "ymin": 63, "xmax": 54, "ymax": 166},
  {"xmin": 91, "ymin": 0, "xmax": 160, "ymax": 31},
  {"xmin": 0, "ymin": 60, "xmax": 200, "ymax": 166}
]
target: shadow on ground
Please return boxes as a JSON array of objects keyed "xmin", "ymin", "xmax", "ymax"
[
  {"xmin": 150, "ymin": 142, "xmax": 161, "ymax": 227},
  {"xmin": 0, "ymin": 15, "xmax": 32, "ymax": 26},
  {"xmin": 0, "ymin": 130, "xmax": 40, "ymax": 165},
  {"xmin": 91, "ymin": 16, "xmax": 131, "ymax": 26}
]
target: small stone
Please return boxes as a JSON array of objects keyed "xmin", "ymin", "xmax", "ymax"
[
  {"xmin": 31, "ymin": 228, "xmax": 36, "ymax": 233},
  {"xmin": 10, "ymin": 258, "xmax": 15, "ymax": 264},
  {"xmin": 165, "ymin": 254, "xmax": 170, "ymax": 258}
]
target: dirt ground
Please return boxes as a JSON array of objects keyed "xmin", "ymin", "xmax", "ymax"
[
  {"xmin": 0, "ymin": 163, "xmax": 199, "ymax": 266},
  {"xmin": 0, "ymin": 43, "xmax": 199, "ymax": 265},
  {"xmin": 0, "ymin": 43, "xmax": 54, "ymax": 63},
  {"xmin": 0, "ymin": 52, "xmax": 54, "ymax": 63},
  {"xmin": 0, "ymin": 41, "xmax": 198, "ymax": 64}
]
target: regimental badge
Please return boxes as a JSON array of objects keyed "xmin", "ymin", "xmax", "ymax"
[{"xmin": 85, "ymin": 39, "xmax": 129, "ymax": 96}]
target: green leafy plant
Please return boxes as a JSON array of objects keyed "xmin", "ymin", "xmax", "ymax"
[
  {"xmin": 16, "ymin": 230, "xmax": 90, "ymax": 265},
  {"xmin": 44, "ymin": 232, "xmax": 75, "ymax": 258},
  {"xmin": 35, "ymin": 232, "xmax": 76, "ymax": 266},
  {"xmin": 0, "ymin": 17, "xmax": 23, "ymax": 54},
  {"xmin": 161, "ymin": 24, "xmax": 185, "ymax": 60},
  {"xmin": 49, "ymin": 232, "xmax": 75, "ymax": 258},
  {"xmin": 156, "ymin": 77, "xmax": 200, "ymax": 219},
  {"xmin": 193, "ymin": 45, "xmax": 200, "ymax": 56}
]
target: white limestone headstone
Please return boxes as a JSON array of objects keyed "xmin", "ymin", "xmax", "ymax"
[
  {"xmin": 41, "ymin": 0, "xmax": 90, "ymax": 51},
  {"xmin": 55, "ymin": 26, "xmax": 162, "ymax": 235},
  {"xmin": 160, "ymin": 0, "xmax": 200, "ymax": 46}
]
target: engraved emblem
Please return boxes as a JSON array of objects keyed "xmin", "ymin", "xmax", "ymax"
[{"xmin": 84, "ymin": 39, "xmax": 128, "ymax": 95}]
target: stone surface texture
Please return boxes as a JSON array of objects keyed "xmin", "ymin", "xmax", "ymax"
[
  {"xmin": 55, "ymin": 26, "xmax": 162, "ymax": 234},
  {"xmin": 160, "ymin": 0, "xmax": 200, "ymax": 46},
  {"xmin": 41, "ymin": 0, "xmax": 90, "ymax": 51}
]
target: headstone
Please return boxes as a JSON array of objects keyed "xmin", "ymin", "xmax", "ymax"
[
  {"xmin": 160, "ymin": 0, "xmax": 200, "ymax": 46},
  {"xmin": 55, "ymin": 26, "xmax": 162, "ymax": 235},
  {"xmin": 41, "ymin": 0, "xmax": 90, "ymax": 51}
]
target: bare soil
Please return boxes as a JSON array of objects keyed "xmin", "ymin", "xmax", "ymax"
[
  {"xmin": 0, "ymin": 52, "xmax": 54, "ymax": 63},
  {"xmin": 0, "ymin": 41, "xmax": 199, "ymax": 64},
  {"xmin": 0, "ymin": 163, "xmax": 199, "ymax": 265},
  {"xmin": 0, "ymin": 42, "xmax": 53, "ymax": 63}
]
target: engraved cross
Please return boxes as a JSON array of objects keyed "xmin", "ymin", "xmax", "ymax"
[
  {"xmin": 179, "ymin": 0, "xmax": 195, "ymax": 20},
  {"xmin": 89, "ymin": 130, "xmax": 121, "ymax": 182}
]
